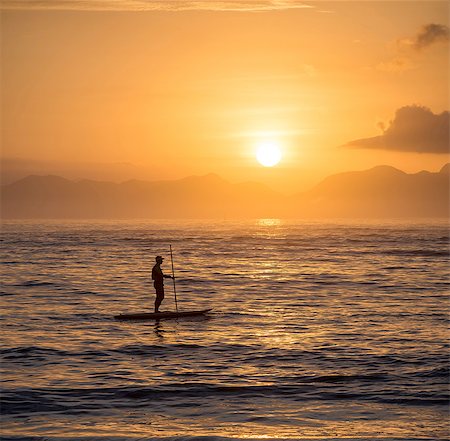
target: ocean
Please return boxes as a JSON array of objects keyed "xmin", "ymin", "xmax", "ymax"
[{"xmin": 1, "ymin": 219, "xmax": 449, "ymax": 440}]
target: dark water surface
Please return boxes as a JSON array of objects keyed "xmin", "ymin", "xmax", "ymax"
[{"xmin": 1, "ymin": 219, "xmax": 449, "ymax": 440}]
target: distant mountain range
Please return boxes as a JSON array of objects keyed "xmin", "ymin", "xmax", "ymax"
[{"xmin": 1, "ymin": 164, "xmax": 449, "ymax": 219}]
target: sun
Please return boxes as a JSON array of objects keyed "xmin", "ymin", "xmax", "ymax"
[{"xmin": 256, "ymin": 141, "xmax": 282, "ymax": 167}]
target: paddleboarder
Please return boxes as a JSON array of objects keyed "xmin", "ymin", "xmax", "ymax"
[{"xmin": 152, "ymin": 255, "xmax": 174, "ymax": 313}]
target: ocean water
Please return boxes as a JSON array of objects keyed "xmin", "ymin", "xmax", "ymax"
[{"xmin": 1, "ymin": 219, "xmax": 449, "ymax": 440}]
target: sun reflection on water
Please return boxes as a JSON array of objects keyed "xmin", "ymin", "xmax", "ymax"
[{"xmin": 256, "ymin": 218, "xmax": 282, "ymax": 227}]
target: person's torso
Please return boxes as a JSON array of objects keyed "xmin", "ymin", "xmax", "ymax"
[{"xmin": 152, "ymin": 264, "xmax": 164, "ymax": 284}]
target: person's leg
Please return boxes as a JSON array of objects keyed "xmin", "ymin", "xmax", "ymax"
[
  {"xmin": 154, "ymin": 296, "xmax": 161, "ymax": 313},
  {"xmin": 154, "ymin": 287, "xmax": 164, "ymax": 313}
]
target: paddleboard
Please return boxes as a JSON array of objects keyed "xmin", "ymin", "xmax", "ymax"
[{"xmin": 114, "ymin": 308, "xmax": 212, "ymax": 321}]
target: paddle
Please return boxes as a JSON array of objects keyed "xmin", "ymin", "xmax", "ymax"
[{"xmin": 169, "ymin": 244, "xmax": 178, "ymax": 312}]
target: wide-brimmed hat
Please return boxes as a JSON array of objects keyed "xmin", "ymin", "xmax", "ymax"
[{"xmin": 155, "ymin": 255, "xmax": 164, "ymax": 261}]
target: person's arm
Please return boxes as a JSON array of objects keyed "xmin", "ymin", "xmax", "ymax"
[{"xmin": 163, "ymin": 274, "xmax": 174, "ymax": 279}]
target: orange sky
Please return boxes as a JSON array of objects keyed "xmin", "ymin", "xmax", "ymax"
[{"xmin": 1, "ymin": 1, "xmax": 449, "ymax": 192}]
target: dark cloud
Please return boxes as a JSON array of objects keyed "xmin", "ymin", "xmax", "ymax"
[
  {"xmin": 377, "ymin": 23, "xmax": 449, "ymax": 72},
  {"xmin": 345, "ymin": 105, "xmax": 450, "ymax": 154},
  {"xmin": 414, "ymin": 23, "xmax": 449, "ymax": 50}
]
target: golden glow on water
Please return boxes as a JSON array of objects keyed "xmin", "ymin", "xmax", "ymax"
[
  {"xmin": 2, "ymin": 404, "xmax": 445, "ymax": 438},
  {"xmin": 256, "ymin": 218, "xmax": 282, "ymax": 227},
  {"xmin": 1, "ymin": 220, "xmax": 448, "ymax": 438}
]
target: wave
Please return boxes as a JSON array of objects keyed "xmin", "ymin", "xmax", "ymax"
[
  {"xmin": 0, "ymin": 437, "xmax": 381, "ymax": 441},
  {"xmin": 380, "ymin": 249, "xmax": 449, "ymax": 257},
  {"xmin": 0, "ymin": 346, "xmax": 71, "ymax": 359},
  {"xmin": 2, "ymin": 345, "xmax": 448, "ymax": 375},
  {"xmin": 13, "ymin": 280, "xmax": 57, "ymax": 287},
  {"xmin": 0, "ymin": 342, "xmax": 263, "ymax": 360},
  {"xmin": 2, "ymin": 378, "xmax": 448, "ymax": 416},
  {"xmin": 1, "ymin": 437, "xmax": 446, "ymax": 441},
  {"xmin": 0, "ymin": 291, "xmax": 15, "ymax": 296}
]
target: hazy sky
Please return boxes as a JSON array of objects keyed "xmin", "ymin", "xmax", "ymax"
[{"xmin": 1, "ymin": 1, "xmax": 449, "ymax": 192}]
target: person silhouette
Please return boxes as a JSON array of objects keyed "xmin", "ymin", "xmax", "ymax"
[{"xmin": 152, "ymin": 255, "xmax": 174, "ymax": 313}]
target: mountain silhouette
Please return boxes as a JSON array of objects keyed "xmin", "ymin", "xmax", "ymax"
[
  {"xmin": 439, "ymin": 163, "xmax": 450, "ymax": 174},
  {"xmin": 1, "ymin": 165, "xmax": 448, "ymax": 219},
  {"xmin": 296, "ymin": 164, "xmax": 449, "ymax": 218},
  {"xmin": 1, "ymin": 173, "xmax": 282, "ymax": 218}
]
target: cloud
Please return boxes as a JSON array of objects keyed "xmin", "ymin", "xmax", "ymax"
[
  {"xmin": 376, "ymin": 56, "xmax": 417, "ymax": 73},
  {"xmin": 0, "ymin": 0, "xmax": 314, "ymax": 12},
  {"xmin": 397, "ymin": 23, "xmax": 450, "ymax": 51},
  {"xmin": 413, "ymin": 23, "xmax": 450, "ymax": 50},
  {"xmin": 376, "ymin": 23, "xmax": 449, "ymax": 73},
  {"xmin": 345, "ymin": 105, "xmax": 450, "ymax": 154}
]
